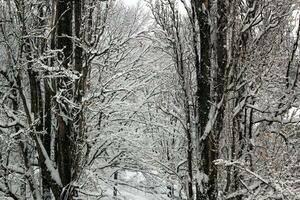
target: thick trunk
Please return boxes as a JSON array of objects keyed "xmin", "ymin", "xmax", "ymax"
[
  {"xmin": 193, "ymin": 0, "xmax": 228, "ymax": 199},
  {"xmin": 53, "ymin": 0, "xmax": 85, "ymax": 199},
  {"xmin": 55, "ymin": 0, "xmax": 73, "ymax": 193},
  {"xmin": 192, "ymin": 0, "xmax": 211, "ymax": 199},
  {"xmin": 209, "ymin": 1, "xmax": 227, "ymax": 198},
  {"xmin": 73, "ymin": 0, "xmax": 84, "ymax": 179},
  {"xmin": 21, "ymin": 3, "xmax": 48, "ymax": 198}
]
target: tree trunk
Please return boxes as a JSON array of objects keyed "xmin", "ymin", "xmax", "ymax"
[
  {"xmin": 55, "ymin": 0, "xmax": 73, "ymax": 193},
  {"xmin": 192, "ymin": 0, "xmax": 211, "ymax": 199}
]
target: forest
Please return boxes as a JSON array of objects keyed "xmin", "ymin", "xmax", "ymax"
[{"xmin": 0, "ymin": 0, "xmax": 299, "ymax": 199}]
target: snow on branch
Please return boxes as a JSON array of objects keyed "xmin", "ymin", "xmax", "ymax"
[
  {"xmin": 36, "ymin": 136, "xmax": 62, "ymax": 187},
  {"xmin": 199, "ymin": 97, "xmax": 224, "ymax": 142},
  {"xmin": 214, "ymin": 159, "xmax": 299, "ymax": 198}
]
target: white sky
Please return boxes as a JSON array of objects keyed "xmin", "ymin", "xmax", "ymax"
[
  {"xmin": 122, "ymin": 0, "xmax": 140, "ymax": 6},
  {"xmin": 121, "ymin": 0, "xmax": 187, "ymax": 13}
]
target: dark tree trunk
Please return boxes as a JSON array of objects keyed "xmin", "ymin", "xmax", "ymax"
[
  {"xmin": 209, "ymin": 0, "xmax": 227, "ymax": 199},
  {"xmin": 192, "ymin": 0, "xmax": 228, "ymax": 199},
  {"xmin": 73, "ymin": 0, "xmax": 84, "ymax": 181},
  {"xmin": 113, "ymin": 172, "xmax": 118, "ymax": 198},
  {"xmin": 53, "ymin": 0, "xmax": 86, "ymax": 199},
  {"xmin": 55, "ymin": 0, "xmax": 73, "ymax": 192},
  {"xmin": 192, "ymin": 0, "xmax": 211, "ymax": 199}
]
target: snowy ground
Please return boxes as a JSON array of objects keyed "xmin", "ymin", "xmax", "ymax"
[{"xmin": 103, "ymin": 171, "xmax": 170, "ymax": 200}]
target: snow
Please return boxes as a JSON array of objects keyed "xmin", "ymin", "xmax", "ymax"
[
  {"xmin": 36, "ymin": 136, "xmax": 62, "ymax": 187},
  {"xmin": 195, "ymin": 171, "xmax": 208, "ymax": 193},
  {"xmin": 91, "ymin": 171, "xmax": 168, "ymax": 200},
  {"xmin": 108, "ymin": 187, "xmax": 159, "ymax": 200}
]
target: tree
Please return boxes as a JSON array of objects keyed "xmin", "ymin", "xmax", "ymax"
[{"xmin": 0, "ymin": 0, "xmax": 300, "ymax": 199}]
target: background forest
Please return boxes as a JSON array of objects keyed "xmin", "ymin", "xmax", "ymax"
[{"xmin": 0, "ymin": 0, "xmax": 299, "ymax": 199}]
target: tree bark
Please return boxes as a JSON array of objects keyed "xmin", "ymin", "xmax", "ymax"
[
  {"xmin": 192, "ymin": 0, "xmax": 211, "ymax": 199},
  {"xmin": 55, "ymin": 0, "xmax": 73, "ymax": 193}
]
